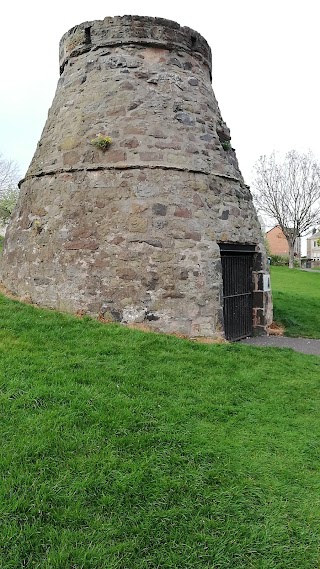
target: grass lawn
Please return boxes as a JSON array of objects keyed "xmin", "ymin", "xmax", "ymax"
[
  {"xmin": 1, "ymin": 293, "xmax": 320, "ymax": 568},
  {"xmin": 0, "ymin": 235, "xmax": 4, "ymax": 252},
  {"xmin": 270, "ymin": 266, "xmax": 320, "ymax": 338}
]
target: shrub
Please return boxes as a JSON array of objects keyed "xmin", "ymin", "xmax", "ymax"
[
  {"xmin": 90, "ymin": 134, "xmax": 112, "ymax": 151},
  {"xmin": 270, "ymin": 254, "xmax": 289, "ymax": 266},
  {"xmin": 270, "ymin": 255, "xmax": 300, "ymax": 268},
  {"xmin": 222, "ymin": 141, "xmax": 232, "ymax": 151}
]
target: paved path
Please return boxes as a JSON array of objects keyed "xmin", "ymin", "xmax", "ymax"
[{"xmin": 240, "ymin": 336, "xmax": 320, "ymax": 356}]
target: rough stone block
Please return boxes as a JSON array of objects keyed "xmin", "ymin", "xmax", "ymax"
[
  {"xmin": 152, "ymin": 203, "xmax": 167, "ymax": 216},
  {"xmin": 174, "ymin": 207, "xmax": 192, "ymax": 218},
  {"xmin": 184, "ymin": 231, "xmax": 201, "ymax": 241},
  {"xmin": 139, "ymin": 152, "xmax": 164, "ymax": 162}
]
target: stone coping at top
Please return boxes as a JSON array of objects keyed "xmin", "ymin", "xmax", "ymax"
[{"xmin": 59, "ymin": 15, "xmax": 212, "ymax": 76}]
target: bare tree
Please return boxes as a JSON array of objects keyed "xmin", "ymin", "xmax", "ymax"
[
  {"xmin": 252, "ymin": 150, "xmax": 320, "ymax": 268},
  {"xmin": 0, "ymin": 154, "xmax": 20, "ymax": 225}
]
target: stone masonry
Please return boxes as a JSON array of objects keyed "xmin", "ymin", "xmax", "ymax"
[{"xmin": 1, "ymin": 16, "xmax": 272, "ymax": 338}]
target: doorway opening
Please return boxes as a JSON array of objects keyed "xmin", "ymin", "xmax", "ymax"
[{"xmin": 219, "ymin": 243, "xmax": 256, "ymax": 341}]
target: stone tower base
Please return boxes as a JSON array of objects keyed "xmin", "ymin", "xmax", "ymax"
[{"xmin": 1, "ymin": 16, "xmax": 272, "ymax": 339}]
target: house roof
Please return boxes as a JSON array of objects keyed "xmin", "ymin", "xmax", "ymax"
[
  {"xmin": 265, "ymin": 225, "xmax": 281, "ymax": 235},
  {"xmin": 307, "ymin": 231, "xmax": 320, "ymax": 240}
]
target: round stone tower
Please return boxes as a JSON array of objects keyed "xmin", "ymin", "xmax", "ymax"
[{"xmin": 1, "ymin": 16, "xmax": 272, "ymax": 339}]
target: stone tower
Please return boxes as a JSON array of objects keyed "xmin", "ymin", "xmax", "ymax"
[{"xmin": 1, "ymin": 16, "xmax": 272, "ymax": 339}]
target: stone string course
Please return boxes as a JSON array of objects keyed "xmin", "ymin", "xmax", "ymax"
[{"xmin": 1, "ymin": 16, "xmax": 272, "ymax": 338}]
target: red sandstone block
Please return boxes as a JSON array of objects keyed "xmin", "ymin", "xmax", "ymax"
[
  {"xmin": 193, "ymin": 193, "xmax": 204, "ymax": 207},
  {"xmin": 65, "ymin": 240, "xmax": 99, "ymax": 250},
  {"xmin": 121, "ymin": 138, "xmax": 140, "ymax": 149},
  {"xmin": 184, "ymin": 231, "xmax": 201, "ymax": 241},
  {"xmin": 71, "ymin": 228, "xmax": 94, "ymax": 239},
  {"xmin": 124, "ymin": 126, "xmax": 146, "ymax": 135},
  {"xmin": 120, "ymin": 81, "xmax": 135, "ymax": 90},
  {"xmin": 139, "ymin": 152, "xmax": 164, "ymax": 161},
  {"xmin": 155, "ymin": 141, "xmax": 181, "ymax": 150},
  {"xmin": 174, "ymin": 207, "xmax": 192, "ymax": 218},
  {"xmin": 105, "ymin": 150, "xmax": 126, "ymax": 162},
  {"xmin": 110, "ymin": 235, "xmax": 125, "ymax": 245},
  {"xmin": 107, "ymin": 106, "xmax": 126, "ymax": 117},
  {"xmin": 117, "ymin": 268, "xmax": 137, "ymax": 280},
  {"xmin": 63, "ymin": 151, "xmax": 80, "ymax": 166}
]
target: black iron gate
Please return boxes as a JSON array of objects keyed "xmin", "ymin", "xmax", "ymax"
[{"xmin": 220, "ymin": 245, "xmax": 254, "ymax": 341}]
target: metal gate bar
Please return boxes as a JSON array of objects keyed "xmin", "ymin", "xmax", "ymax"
[{"xmin": 221, "ymin": 254, "xmax": 253, "ymax": 341}]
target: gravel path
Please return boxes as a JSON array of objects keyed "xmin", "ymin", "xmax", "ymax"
[{"xmin": 240, "ymin": 336, "xmax": 320, "ymax": 356}]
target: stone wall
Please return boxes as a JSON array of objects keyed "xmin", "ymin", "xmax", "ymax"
[{"xmin": 1, "ymin": 16, "xmax": 272, "ymax": 338}]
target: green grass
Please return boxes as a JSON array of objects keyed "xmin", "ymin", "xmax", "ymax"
[
  {"xmin": 0, "ymin": 234, "xmax": 4, "ymax": 252},
  {"xmin": 271, "ymin": 266, "xmax": 320, "ymax": 338},
  {"xmin": 1, "ymin": 293, "xmax": 320, "ymax": 568}
]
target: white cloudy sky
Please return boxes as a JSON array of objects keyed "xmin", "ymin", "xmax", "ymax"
[{"xmin": 1, "ymin": 0, "xmax": 319, "ymax": 194}]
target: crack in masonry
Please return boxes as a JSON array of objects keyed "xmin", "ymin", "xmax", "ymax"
[{"xmin": 18, "ymin": 164, "xmax": 243, "ymax": 188}]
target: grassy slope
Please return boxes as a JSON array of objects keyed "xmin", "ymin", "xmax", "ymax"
[
  {"xmin": 271, "ymin": 266, "xmax": 320, "ymax": 338},
  {"xmin": 1, "ymin": 293, "xmax": 320, "ymax": 568}
]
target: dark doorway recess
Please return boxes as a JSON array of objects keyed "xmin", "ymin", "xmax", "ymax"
[{"xmin": 219, "ymin": 243, "xmax": 255, "ymax": 341}]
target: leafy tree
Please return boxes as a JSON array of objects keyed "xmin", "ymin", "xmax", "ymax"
[
  {"xmin": 252, "ymin": 150, "xmax": 320, "ymax": 268},
  {"xmin": 0, "ymin": 154, "xmax": 20, "ymax": 224}
]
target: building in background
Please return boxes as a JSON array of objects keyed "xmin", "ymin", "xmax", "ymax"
[
  {"xmin": 265, "ymin": 225, "xmax": 301, "ymax": 257},
  {"xmin": 265, "ymin": 226, "xmax": 288, "ymax": 256},
  {"xmin": 306, "ymin": 229, "xmax": 320, "ymax": 260}
]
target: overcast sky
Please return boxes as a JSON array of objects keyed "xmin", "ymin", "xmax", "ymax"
[{"xmin": 1, "ymin": 0, "xmax": 319, "ymax": 197}]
